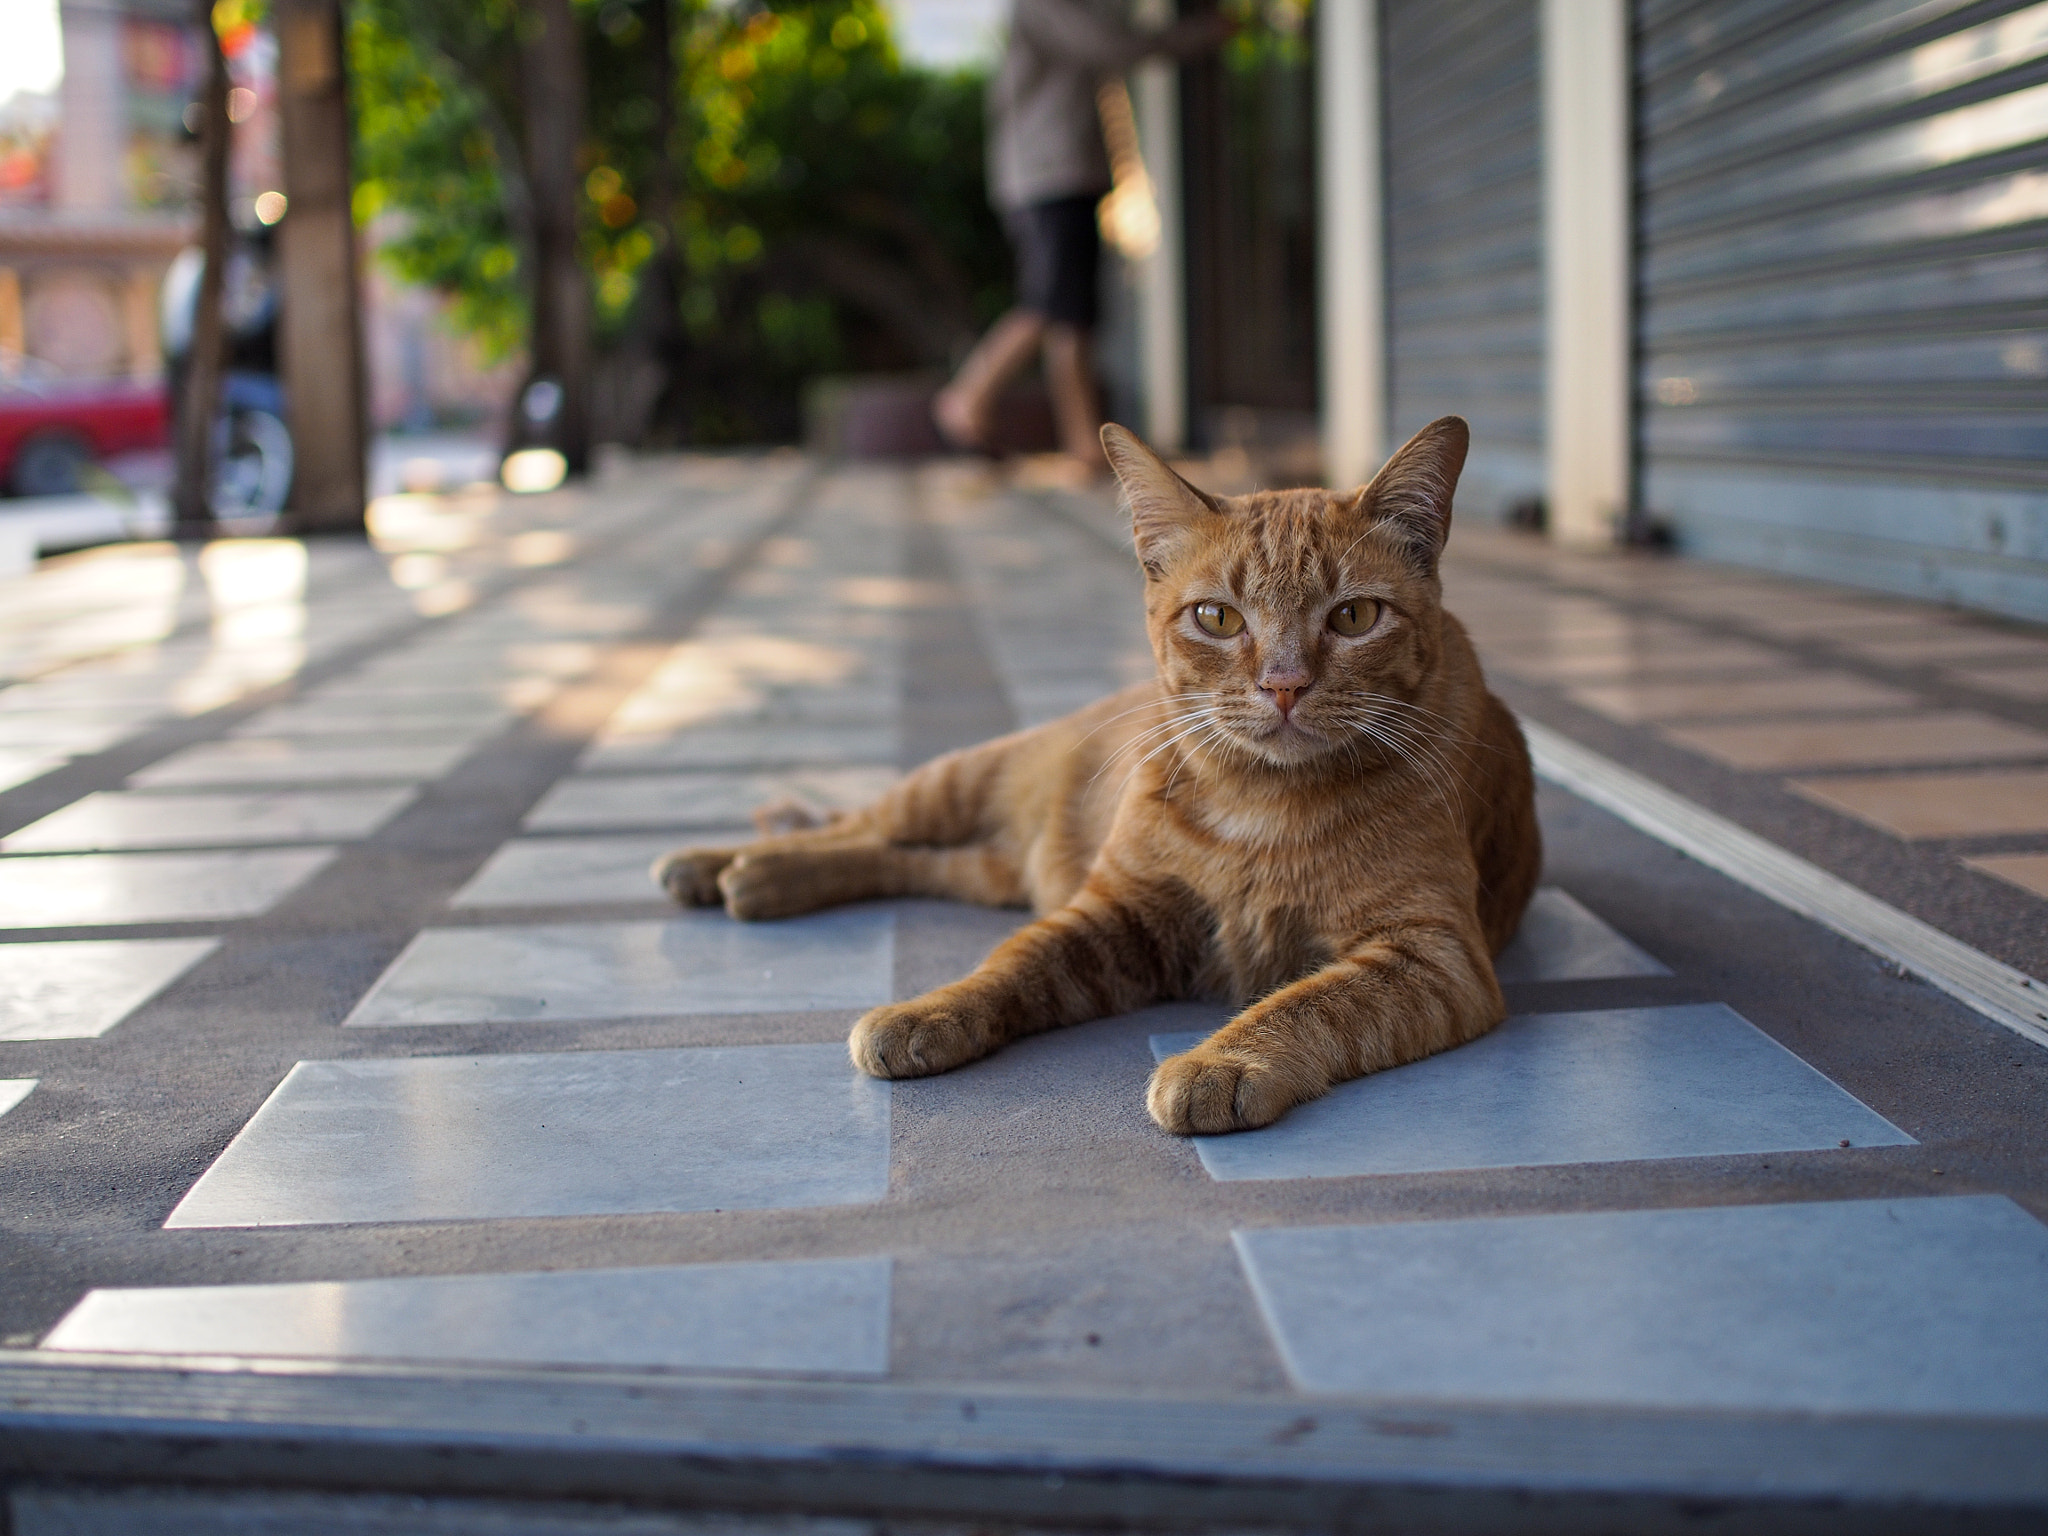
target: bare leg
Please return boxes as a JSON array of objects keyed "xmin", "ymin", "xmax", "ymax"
[
  {"xmin": 1042, "ymin": 323, "xmax": 1107, "ymax": 475},
  {"xmin": 934, "ymin": 309, "xmax": 1045, "ymax": 449}
]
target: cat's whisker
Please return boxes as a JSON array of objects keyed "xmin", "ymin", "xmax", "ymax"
[
  {"xmin": 1093, "ymin": 708, "xmax": 1213, "ymax": 784},
  {"xmin": 1357, "ymin": 692, "xmax": 1512, "ymax": 760},
  {"xmin": 1359, "ymin": 734, "xmax": 1460, "ymax": 822},
  {"xmin": 1167, "ymin": 715, "xmax": 1255, "ymax": 796},
  {"xmin": 1072, "ymin": 691, "xmax": 1217, "ymax": 752},
  {"xmin": 1375, "ymin": 715, "xmax": 1492, "ymax": 800},
  {"xmin": 1123, "ymin": 708, "xmax": 1232, "ymax": 790},
  {"xmin": 1339, "ymin": 700, "xmax": 1494, "ymax": 793},
  {"xmin": 1090, "ymin": 703, "xmax": 1220, "ymax": 783},
  {"xmin": 1342, "ymin": 711, "xmax": 1468, "ymax": 818}
]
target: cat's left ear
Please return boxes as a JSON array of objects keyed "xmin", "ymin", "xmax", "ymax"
[
  {"xmin": 1102, "ymin": 423, "xmax": 1226, "ymax": 579},
  {"xmin": 1358, "ymin": 415, "xmax": 1469, "ymax": 572}
]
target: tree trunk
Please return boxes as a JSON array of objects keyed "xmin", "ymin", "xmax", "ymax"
[
  {"xmin": 276, "ymin": 0, "xmax": 369, "ymax": 532},
  {"xmin": 638, "ymin": 0, "xmax": 687, "ymax": 445},
  {"xmin": 172, "ymin": 1, "xmax": 232, "ymax": 535},
  {"xmin": 517, "ymin": 0, "xmax": 591, "ymax": 473}
]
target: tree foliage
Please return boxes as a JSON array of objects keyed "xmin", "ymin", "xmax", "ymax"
[{"xmin": 348, "ymin": 0, "xmax": 1011, "ymax": 442}]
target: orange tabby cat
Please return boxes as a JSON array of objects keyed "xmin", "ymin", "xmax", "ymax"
[{"xmin": 655, "ymin": 416, "xmax": 1540, "ymax": 1133}]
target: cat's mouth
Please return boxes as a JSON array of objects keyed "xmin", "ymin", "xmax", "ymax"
[{"xmin": 1240, "ymin": 710, "xmax": 1331, "ymax": 762}]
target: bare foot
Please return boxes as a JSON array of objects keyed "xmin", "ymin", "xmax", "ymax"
[
  {"xmin": 932, "ymin": 387, "xmax": 991, "ymax": 453},
  {"xmin": 1011, "ymin": 452, "xmax": 1107, "ymax": 490}
]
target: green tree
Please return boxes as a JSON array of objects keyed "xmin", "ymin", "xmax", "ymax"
[{"xmin": 348, "ymin": 0, "xmax": 1010, "ymax": 444}]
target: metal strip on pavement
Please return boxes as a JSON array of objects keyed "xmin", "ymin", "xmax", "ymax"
[{"xmin": 1522, "ymin": 720, "xmax": 2048, "ymax": 1051}]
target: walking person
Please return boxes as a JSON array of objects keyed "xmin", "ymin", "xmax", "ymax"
[{"xmin": 934, "ymin": 0, "xmax": 1231, "ymax": 478}]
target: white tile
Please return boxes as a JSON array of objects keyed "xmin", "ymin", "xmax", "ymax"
[
  {"xmin": 3, "ymin": 788, "xmax": 414, "ymax": 851},
  {"xmin": 127, "ymin": 738, "xmax": 472, "ymax": 788},
  {"xmin": 0, "ymin": 848, "xmax": 337, "ymax": 927},
  {"xmin": 345, "ymin": 909, "xmax": 895, "ymax": 1025},
  {"xmin": 0, "ymin": 712, "xmax": 138, "ymax": 751},
  {"xmin": 1236, "ymin": 1196, "xmax": 2048, "ymax": 1415},
  {"xmin": 524, "ymin": 767, "xmax": 897, "ymax": 832},
  {"xmin": 0, "ymin": 938, "xmax": 219, "ymax": 1039},
  {"xmin": 44, "ymin": 1258, "xmax": 890, "ymax": 1376},
  {"xmin": 1151, "ymin": 1003, "xmax": 1910, "ymax": 1180},
  {"xmin": 0, "ymin": 1079, "xmax": 35, "ymax": 1117},
  {"xmin": 580, "ymin": 725, "xmax": 899, "ymax": 771},
  {"xmin": 607, "ymin": 686, "xmax": 900, "ymax": 735},
  {"xmin": 0, "ymin": 751, "xmax": 67, "ymax": 792},
  {"xmin": 1493, "ymin": 887, "xmax": 1670, "ymax": 983},
  {"xmin": 165, "ymin": 1042, "xmax": 891, "ymax": 1227},
  {"xmin": 452, "ymin": 832, "xmax": 752, "ymax": 907}
]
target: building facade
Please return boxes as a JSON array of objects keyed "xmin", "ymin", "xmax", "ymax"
[{"xmin": 1137, "ymin": 0, "xmax": 2048, "ymax": 624}]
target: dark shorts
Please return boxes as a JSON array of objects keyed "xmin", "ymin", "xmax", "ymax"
[{"xmin": 1007, "ymin": 193, "xmax": 1102, "ymax": 330}]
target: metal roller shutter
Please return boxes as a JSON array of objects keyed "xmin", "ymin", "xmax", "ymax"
[
  {"xmin": 1381, "ymin": 0, "xmax": 1544, "ymax": 517},
  {"xmin": 1635, "ymin": 0, "xmax": 2048, "ymax": 619}
]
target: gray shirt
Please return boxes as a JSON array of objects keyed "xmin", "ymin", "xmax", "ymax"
[{"xmin": 987, "ymin": 0, "xmax": 1154, "ymax": 211}]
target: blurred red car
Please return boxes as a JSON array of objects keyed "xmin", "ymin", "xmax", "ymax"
[{"xmin": 0, "ymin": 363, "xmax": 170, "ymax": 498}]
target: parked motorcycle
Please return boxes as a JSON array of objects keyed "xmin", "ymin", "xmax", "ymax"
[{"xmin": 160, "ymin": 231, "xmax": 295, "ymax": 519}]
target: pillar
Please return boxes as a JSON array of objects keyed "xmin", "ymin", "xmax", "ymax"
[
  {"xmin": 1315, "ymin": 0, "xmax": 1386, "ymax": 489},
  {"xmin": 1132, "ymin": 0, "xmax": 1187, "ymax": 456},
  {"xmin": 1540, "ymin": 0, "xmax": 1632, "ymax": 547}
]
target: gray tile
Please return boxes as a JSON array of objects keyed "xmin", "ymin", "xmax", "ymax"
[
  {"xmin": 1494, "ymin": 887, "xmax": 1671, "ymax": 983},
  {"xmin": 44, "ymin": 1256, "xmax": 890, "ymax": 1376},
  {"xmin": 1235, "ymin": 1196, "xmax": 2048, "ymax": 1415},
  {"xmin": 580, "ymin": 725, "xmax": 899, "ymax": 771},
  {"xmin": 524, "ymin": 767, "xmax": 898, "ymax": 832},
  {"xmin": 3, "ymin": 788, "xmax": 415, "ymax": 851},
  {"xmin": 0, "ymin": 938, "xmax": 219, "ymax": 1039},
  {"xmin": 0, "ymin": 848, "xmax": 338, "ymax": 927},
  {"xmin": 165, "ymin": 1043, "xmax": 891, "ymax": 1227},
  {"xmin": 227, "ymin": 704, "xmax": 513, "ymax": 740},
  {"xmin": 1151, "ymin": 1003, "xmax": 1909, "ymax": 1180},
  {"xmin": 128, "ymin": 738, "xmax": 473, "ymax": 788},
  {"xmin": 305, "ymin": 679, "xmax": 555, "ymax": 707},
  {"xmin": 451, "ymin": 832, "xmax": 752, "ymax": 907},
  {"xmin": 345, "ymin": 909, "xmax": 895, "ymax": 1025}
]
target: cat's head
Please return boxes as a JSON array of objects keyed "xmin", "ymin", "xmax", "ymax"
[{"xmin": 1102, "ymin": 417, "xmax": 1469, "ymax": 771}]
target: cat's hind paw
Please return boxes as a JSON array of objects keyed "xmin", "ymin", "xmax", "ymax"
[
  {"xmin": 849, "ymin": 999, "xmax": 993, "ymax": 1078},
  {"xmin": 652, "ymin": 846, "xmax": 737, "ymax": 906},
  {"xmin": 1146, "ymin": 1049, "xmax": 1295, "ymax": 1134}
]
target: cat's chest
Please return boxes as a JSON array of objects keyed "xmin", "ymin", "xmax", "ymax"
[{"xmin": 1201, "ymin": 900, "xmax": 1331, "ymax": 1001}]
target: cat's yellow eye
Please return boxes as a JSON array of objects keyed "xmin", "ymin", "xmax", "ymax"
[
  {"xmin": 1192, "ymin": 601, "xmax": 1245, "ymax": 638},
  {"xmin": 1328, "ymin": 599, "xmax": 1381, "ymax": 637}
]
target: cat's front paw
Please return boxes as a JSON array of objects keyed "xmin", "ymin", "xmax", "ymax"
[
  {"xmin": 1146, "ymin": 1049, "xmax": 1295, "ymax": 1134},
  {"xmin": 652, "ymin": 846, "xmax": 736, "ymax": 905},
  {"xmin": 715, "ymin": 850, "xmax": 824, "ymax": 921},
  {"xmin": 850, "ymin": 999, "xmax": 994, "ymax": 1078}
]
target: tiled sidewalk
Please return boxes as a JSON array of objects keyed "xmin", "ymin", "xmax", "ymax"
[
  {"xmin": 1441, "ymin": 525, "xmax": 2048, "ymax": 980},
  {"xmin": 0, "ymin": 456, "xmax": 2043, "ymax": 1527}
]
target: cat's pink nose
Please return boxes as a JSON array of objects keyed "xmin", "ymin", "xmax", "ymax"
[{"xmin": 1262, "ymin": 675, "xmax": 1311, "ymax": 718}]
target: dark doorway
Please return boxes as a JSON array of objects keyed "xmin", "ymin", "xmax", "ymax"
[{"xmin": 1181, "ymin": 0, "xmax": 1320, "ymax": 463}]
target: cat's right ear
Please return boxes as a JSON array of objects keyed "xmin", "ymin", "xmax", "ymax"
[
  {"xmin": 1359, "ymin": 415, "xmax": 1469, "ymax": 572},
  {"xmin": 1102, "ymin": 423, "xmax": 1224, "ymax": 579}
]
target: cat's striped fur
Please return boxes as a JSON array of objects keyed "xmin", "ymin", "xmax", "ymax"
[{"xmin": 656, "ymin": 416, "xmax": 1541, "ymax": 1133}]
